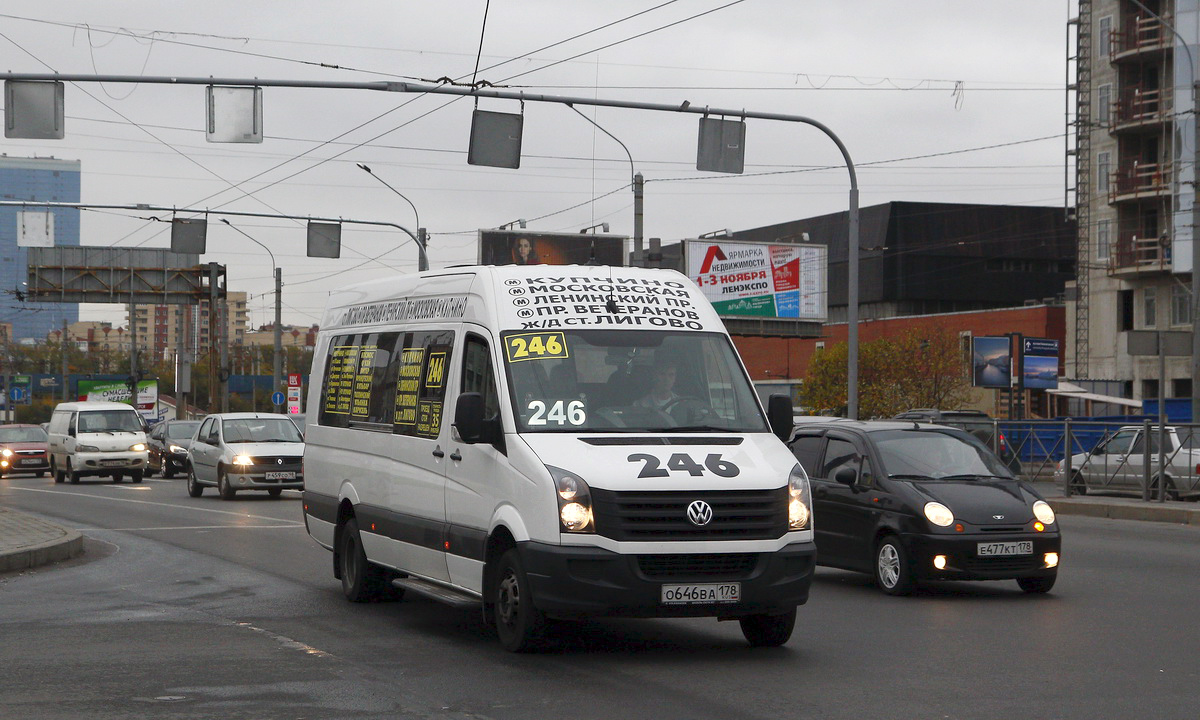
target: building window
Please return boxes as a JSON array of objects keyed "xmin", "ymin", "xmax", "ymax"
[
  {"xmin": 1173, "ymin": 379, "xmax": 1192, "ymax": 398},
  {"xmin": 1143, "ymin": 288, "xmax": 1157, "ymax": 328},
  {"xmin": 1097, "ymin": 151, "xmax": 1111, "ymax": 195},
  {"xmin": 1171, "ymin": 284, "xmax": 1192, "ymax": 326},
  {"xmin": 1097, "ymin": 84, "xmax": 1111, "ymax": 126},
  {"xmin": 1142, "ymin": 379, "xmax": 1160, "ymax": 400},
  {"xmin": 1099, "ymin": 16, "xmax": 1112, "ymax": 57},
  {"xmin": 1096, "ymin": 219, "xmax": 1111, "ymax": 260},
  {"xmin": 1118, "ymin": 289, "xmax": 1134, "ymax": 331}
]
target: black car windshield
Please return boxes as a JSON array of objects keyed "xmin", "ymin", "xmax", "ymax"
[
  {"xmin": 503, "ymin": 329, "xmax": 768, "ymax": 433},
  {"xmin": 166, "ymin": 421, "xmax": 201, "ymax": 440},
  {"xmin": 0, "ymin": 427, "xmax": 47, "ymax": 443},
  {"xmin": 222, "ymin": 418, "xmax": 303, "ymax": 443},
  {"xmin": 78, "ymin": 411, "xmax": 143, "ymax": 433},
  {"xmin": 872, "ymin": 429, "xmax": 1013, "ymax": 479}
]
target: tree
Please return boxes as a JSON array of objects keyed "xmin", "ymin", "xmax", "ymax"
[{"xmin": 801, "ymin": 327, "xmax": 971, "ymax": 418}]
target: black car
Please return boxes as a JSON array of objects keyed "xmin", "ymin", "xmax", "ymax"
[
  {"xmin": 893, "ymin": 409, "xmax": 1022, "ymax": 475},
  {"xmin": 147, "ymin": 420, "xmax": 202, "ymax": 478},
  {"xmin": 788, "ymin": 420, "xmax": 1060, "ymax": 595}
]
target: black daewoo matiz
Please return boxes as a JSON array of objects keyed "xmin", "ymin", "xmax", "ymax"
[{"xmin": 788, "ymin": 420, "xmax": 1061, "ymax": 595}]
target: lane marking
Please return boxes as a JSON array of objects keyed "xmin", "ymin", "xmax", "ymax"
[
  {"xmin": 236, "ymin": 622, "xmax": 333, "ymax": 658},
  {"xmin": 9, "ymin": 485, "xmax": 303, "ymax": 524}
]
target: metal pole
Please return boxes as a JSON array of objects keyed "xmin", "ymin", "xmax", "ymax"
[
  {"xmin": 61, "ymin": 318, "xmax": 68, "ymax": 403},
  {"xmin": 847, "ymin": 186, "xmax": 860, "ymax": 419},
  {"xmin": 273, "ymin": 267, "xmax": 283, "ymax": 412},
  {"xmin": 417, "ymin": 228, "xmax": 429, "ymax": 272},
  {"xmin": 634, "ymin": 173, "xmax": 644, "ymax": 268},
  {"xmin": 1193, "ymin": 82, "xmax": 1200, "ymax": 425},
  {"xmin": 1142, "ymin": 418, "xmax": 1153, "ymax": 502},
  {"xmin": 1063, "ymin": 417, "xmax": 1073, "ymax": 497},
  {"xmin": 220, "ymin": 295, "xmax": 229, "ymax": 413}
]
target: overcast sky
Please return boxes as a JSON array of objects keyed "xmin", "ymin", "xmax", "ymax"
[{"xmin": 0, "ymin": 1, "xmax": 1072, "ymax": 329}]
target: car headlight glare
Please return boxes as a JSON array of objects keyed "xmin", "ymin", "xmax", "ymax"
[
  {"xmin": 549, "ymin": 466, "xmax": 594, "ymax": 533},
  {"xmin": 76, "ymin": 444, "xmax": 100, "ymax": 453},
  {"xmin": 233, "ymin": 455, "xmax": 253, "ymax": 465},
  {"xmin": 1, "ymin": 448, "xmax": 12, "ymax": 457},
  {"xmin": 1032, "ymin": 500, "xmax": 1055, "ymax": 525},
  {"xmin": 788, "ymin": 464, "xmax": 813, "ymax": 530},
  {"xmin": 129, "ymin": 443, "xmax": 146, "ymax": 452},
  {"xmin": 168, "ymin": 445, "xmax": 186, "ymax": 454},
  {"xmin": 923, "ymin": 502, "xmax": 955, "ymax": 527}
]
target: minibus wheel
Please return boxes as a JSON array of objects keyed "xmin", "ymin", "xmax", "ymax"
[
  {"xmin": 494, "ymin": 548, "xmax": 545, "ymax": 652},
  {"xmin": 339, "ymin": 517, "xmax": 393, "ymax": 602},
  {"xmin": 739, "ymin": 608, "xmax": 797, "ymax": 647}
]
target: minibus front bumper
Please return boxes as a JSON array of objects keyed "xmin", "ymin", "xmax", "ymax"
[{"xmin": 518, "ymin": 540, "xmax": 816, "ymax": 619}]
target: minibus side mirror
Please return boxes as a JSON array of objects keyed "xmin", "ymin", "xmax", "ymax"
[
  {"xmin": 767, "ymin": 395, "xmax": 794, "ymax": 441},
  {"xmin": 455, "ymin": 393, "xmax": 486, "ymax": 443}
]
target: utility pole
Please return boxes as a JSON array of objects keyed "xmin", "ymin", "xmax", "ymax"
[
  {"xmin": 61, "ymin": 317, "xmax": 68, "ymax": 403},
  {"xmin": 207, "ymin": 262, "xmax": 220, "ymax": 414},
  {"xmin": 634, "ymin": 172, "xmax": 644, "ymax": 267},
  {"xmin": 273, "ymin": 267, "xmax": 283, "ymax": 412},
  {"xmin": 220, "ymin": 295, "xmax": 230, "ymax": 413}
]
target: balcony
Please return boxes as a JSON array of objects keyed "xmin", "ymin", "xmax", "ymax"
[
  {"xmin": 1111, "ymin": 15, "xmax": 1172, "ymax": 61},
  {"xmin": 1110, "ymin": 161, "xmax": 1172, "ymax": 202},
  {"xmin": 1111, "ymin": 86, "xmax": 1172, "ymax": 132},
  {"xmin": 1109, "ymin": 233, "xmax": 1171, "ymax": 276}
]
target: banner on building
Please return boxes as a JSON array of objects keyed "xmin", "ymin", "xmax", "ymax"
[
  {"xmin": 684, "ymin": 240, "xmax": 826, "ymax": 320},
  {"xmin": 478, "ymin": 229, "xmax": 626, "ymax": 267}
]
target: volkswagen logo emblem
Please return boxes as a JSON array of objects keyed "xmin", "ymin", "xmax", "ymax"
[
  {"xmin": 277, "ymin": 459, "xmax": 283, "ymax": 465},
  {"xmin": 687, "ymin": 500, "xmax": 713, "ymax": 526}
]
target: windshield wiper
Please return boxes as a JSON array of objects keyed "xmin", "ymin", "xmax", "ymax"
[
  {"xmin": 888, "ymin": 473, "xmax": 936, "ymax": 481},
  {"xmin": 938, "ymin": 474, "xmax": 1013, "ymax": 481}
]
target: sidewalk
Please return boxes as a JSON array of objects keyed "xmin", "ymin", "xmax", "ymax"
[
  {"xmin": 0, "ymin": 507, "xmax": 84, "ymax": 573},
  {"xmin": 1, "ymin": 491, "xmax": 1197, "ymax": 574}
]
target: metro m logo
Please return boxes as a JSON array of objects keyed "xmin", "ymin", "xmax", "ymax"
[{"xmin": 698, "ymin": 245, "xmax": 727, "ymax": 274}]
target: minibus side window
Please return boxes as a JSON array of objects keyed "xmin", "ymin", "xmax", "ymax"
[
  {"xmin": 462, "ymin": 334, "xmax": 500, "ymax": 420},
  {"xmin": 391, "ymin": 330, "xmax": 454, "ymax": 439}
]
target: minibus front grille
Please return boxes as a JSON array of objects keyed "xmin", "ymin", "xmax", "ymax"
[
  {"xmin": 591, "ymin": 488, "xmax": 788, "ymax": 541},
  {"xmin": 636, "ymin": 553, "xmax": 759, "ymax": 579}
]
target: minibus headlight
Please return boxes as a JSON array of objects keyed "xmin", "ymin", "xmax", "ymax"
[
  {"xmin": 788, "ymin": 464, "xmax": 812, "ymax": 531},
  {"xmin": 129, "ymin": 443, "xmax": 146, "ymax": 452},
  {"xmin": 549, "ymin": 465, "xmax": 594, "ymax": 533},
  {"xmin": 76, "ymin": 444, "xmax": 100, "ymax": 453},
  {"xmin": 1032, "ymin": 500, "xmax": 1056, "ymax": 525}
]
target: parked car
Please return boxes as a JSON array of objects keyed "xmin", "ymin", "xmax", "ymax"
[
  {"xmin": 186, "ymin": 413, "xmax": 304, "ymax": 499},
  {"xmin": 788, "ymin": 420, "xmax": 1061, "ymax": 595},
  {"xmin": 46, "ymin": 401, "xmax": 149, "ymax": 484},
  {"xmin": 893, "ymin": 409, "xmax": 1022, "ymax": 475},
  {"xmin": 1055, "ymin": 424, "xmax": 1200, "ymax": 500},
  {"xmin": 147, "ymin": 419, "xmax": 202, "ymax": 478},
  {"xmin": 0, "ymin": 424, "xmax": 51, "ymax": 477}
]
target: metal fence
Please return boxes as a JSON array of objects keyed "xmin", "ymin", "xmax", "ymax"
[{"xmin": 983, "ymin": 419, "xmax": 1200, "ymax": 503}]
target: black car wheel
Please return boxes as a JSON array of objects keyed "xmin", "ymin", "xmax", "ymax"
[
  {"xmin": 267, "ymin": 488, "xmax": 282, "ymax": 498},
  {"xmin": 162, "ymin": 463, "xmax": 175, "ymax": 480},
  {"xmin": 186, "ymin": 465, "xmax": 203, "ymax": 498},
  {"xmin": 1149, "ymin": 475, "xmax": 1180, "ymax": 501},
  {"xmin": 493, "ymin": 548, "xmax": 545, "ymax": 652},
  {"xmin": 1017, "ymin": 574, "xmax": 1056, "ymax": 594},
  {"xmin": 130, "ymin": 471, "xmax": 143, "ymax": 484},
  {"xmin": 67, "ymin": 460, "xmax": 81, "ymax": 484},
  {"xmin": 739, "ymin": 608, "xmax": 796, "ymax": 647},
  {"xmin": 1069, "ymin": 473, "xmax": 1087, "ymax": 496},
  {"xmin": 51, "ymin": 460, "xmax": 64, "ymax": 484},
  {"xmin": 875, "ymin": 536, "xmax": 914, "ymax": 596}
]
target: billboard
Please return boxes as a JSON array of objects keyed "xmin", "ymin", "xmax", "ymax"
[
  {"xmin": 478, "ymin": 229, "xmax": 626, "ymax": 267},
  {"xmin": 684, "ymin": 240, "xmax": 826, "ymax": 319},
  {"xmin": 1021, "ymin": 337, "xmax": 1060, "ymax": 390},
  {"xmin": 972, "ymin": 336, "xmax": 1011, "ymax": 389},
  {"xmin": 77, "ymin": 379, "xmax": 158, "ymax": 420}
]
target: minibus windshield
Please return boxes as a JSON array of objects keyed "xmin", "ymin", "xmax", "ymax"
[{"xmin": 502, "ymin": 330, "xmax": 769, "ymax": 433}]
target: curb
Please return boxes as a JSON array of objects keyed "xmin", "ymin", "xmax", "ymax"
[
  {"xmin": 0, "ymin": 519, "xmax": 85, "ymax": 573},
  {"xmin": 1045, "ymin": 498, "xmax": 1200, "ymax": 526}
]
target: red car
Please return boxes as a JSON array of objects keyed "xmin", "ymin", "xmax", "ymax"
[{"xmin": 0, "ymin": 424, "xmax": 51, "ymax": 477}]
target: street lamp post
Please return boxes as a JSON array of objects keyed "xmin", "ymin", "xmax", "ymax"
[
  {"xmin": 356, "ymin": 164, "xmax": 428, "ymax": 271},
  {"xmin": 220, "ymin": 219, "xmax": 282, "ymax": 412}
]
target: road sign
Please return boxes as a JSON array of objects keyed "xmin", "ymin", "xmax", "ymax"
[
  {"xmin": 271, "ymin": 391, "xmax": 285, "ymax": 405},
  {"xmin": 9, "ymin": 387, "xmax": 25, "ymax": 402}
]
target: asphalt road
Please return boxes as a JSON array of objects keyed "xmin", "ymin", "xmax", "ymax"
[{"xmin": 1, "ymin": 472, "xmax": 1198, "ymax": 720}]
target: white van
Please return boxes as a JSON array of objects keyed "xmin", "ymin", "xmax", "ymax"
[
  {"xmin": 47, "ymin": 401, "xmax": 149, "ymax": 483},
  {"xmin": 303, "ymin": 265, "xmax": 815, "ymax": 651}
]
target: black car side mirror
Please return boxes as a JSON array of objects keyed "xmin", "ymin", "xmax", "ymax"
[{"xmin": 834, "ymin": 466, "xmax": 858, "ymax": 487}]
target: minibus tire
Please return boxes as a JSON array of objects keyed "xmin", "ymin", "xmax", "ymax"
[
  {"xmin": 339, "ymin": 518, "xmax": 393, "ymax": 602},
  {"xmin": 739, "ymin": 608, "xmax": 796, "ymax": 647},
  {"xmin": 493, "ymin": 548, "xmax": 545, "ymax": 652}
]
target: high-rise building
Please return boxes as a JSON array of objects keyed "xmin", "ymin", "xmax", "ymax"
[
  {"xmin": 128, "ymin": 292, "xmax": 248, "ymax": 361},
  {"xmin": 0, "ymin": 156, "xmax": 81, "ymax": 340},
  {"xmin": 1067, "ymin": 1, "xmax": 1196, "ymax": 403}
]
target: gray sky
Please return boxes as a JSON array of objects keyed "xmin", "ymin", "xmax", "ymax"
[{"xmin": 0, "ymin": 1, "xmax": 1072, "ymax": 330}]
